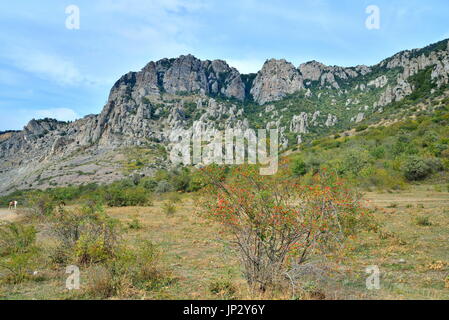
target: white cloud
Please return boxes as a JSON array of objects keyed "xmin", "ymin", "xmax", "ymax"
[
  {"xmin": 34, "ymin": 108, "xmax": 79, "ymax": 122},
  {"xmin": 1, "ymin": 46, "xmax": 108, "ymax": 87},
  {"xmin": 227, "ymin": 59, "xmax": 264, "ymax": 74},
  {"xmin": 93, "ymin": 0, "xmax": 205, "ymax": 62},
  {"xmin": 8, "ymin": 49, "xmax": 83, "ymax": 85}
]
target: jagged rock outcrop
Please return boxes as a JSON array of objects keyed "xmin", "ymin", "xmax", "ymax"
[
  {"xmin": 368, "ymin": 75, "xmax": 388, "ymax": 88},
  {"xmin": 377, "ymin": 75, "xmax": 413, "ymax": 107},
  {"xmin": 112, "ymin": 54, "xmax": 246, "ymax": 102},
  {"xmin": 250, "ymin": 59, "xmax": 304, "ymax": 105},
  {"xmin": 299, "ymin": 61, "xmax": 371, "ymax": 90},
  {"xmin": 250, "ymin": 59, "xmax": 373, "ymax": 104},
  {"xmin": 290, "ymin": 113, "xmax": 309, "ymax": 134},
  {"xmin": 325, "ymin": 114, "xmax": 338, "ymax": 127}
]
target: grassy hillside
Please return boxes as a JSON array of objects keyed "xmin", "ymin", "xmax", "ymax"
[{"xmin": 287, "ymin": 98, "xmax": 449, "ymax": 191}]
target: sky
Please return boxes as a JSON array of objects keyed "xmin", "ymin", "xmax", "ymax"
[{"xmin": 0, "ymin": 0, "xmax": 448, "ymax": 131}]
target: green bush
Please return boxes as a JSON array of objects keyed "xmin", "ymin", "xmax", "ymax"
[
  {"xmin": 209, "ymin": 277, "xmax": 237, "ymax": 299},
  {"xmin": 292, "ymin": 158, "xmax": 307, "ymax": 176},
  {"xmin": 27, "ymin": 193, "xmax": 56, "ymax": 217},
  {"xmin": 127, "ymin": 217, "xmax": 142, "ymax": 230},
  {"xmin": 139, "ymin": 178, "xmax": 158, "ymax": 191},
  {"xmin": 341, "ymin": 150, "xmax": 370, "ymax": 176},
  {"xmin": 0, "ymin": 223, "xmax": 36, "ymax": 256},
  {"xmin": 49, "ymin": 204, "xmax": 120, "ymax": 265},
  {"xmin": 0, "ymin": 251, "xmax": 37, "ymax": 284},
  {"xmin": 155, "ymin": 180, "xmax": 174, "ymax": 194},
  {"xmin": 0, "ymin": 223, "xmax": 38, "ymax": 284},
  {"xmin": 103, "ymin": 185, "xmax": 151, "ymax": 207},
  {"xmin": 403, "ymin": 157, "xmax": 432, "ymax": 181},
  {"xmin": 86, "ymin": 241, "xmax": 172, "ymax": 298},
  {"xmin": 171, "ymin": 168, "xmax": 192, "ymax": 192},
  {"xmin": 370, "ymin": 146, "xmax": 386, "ymax": 159},
  {"xmin": 415, "ymin": 216, "xmax": 432, "ymax": 226},
  {"xmin": 425, "ymin": 158, "xmax": 444, "ymax": 173}
]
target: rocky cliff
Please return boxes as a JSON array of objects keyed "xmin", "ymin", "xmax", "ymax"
[{"xmin": 1, "ymin": 39, "xmax": 449, "ymax": 194}]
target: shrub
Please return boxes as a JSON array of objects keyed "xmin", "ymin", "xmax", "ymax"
[
  {"xmin": 305, "ymin": 155, "xmax": 323, "ymax": 175},
  {"xmin": 0, "ymin": 223, "xmax": 36, "ymax": 257},
  {"xmin": 74, "ymin": 233, "xmax": 114, "ymax": 265},
  {"xmin": 415, "ymin": 216, "xmax": 432, "ymax": 226},
  {"xmin": 49, "ymin": 204, "xmax": 120, "ymax": 265},
  {"xmin": 425, "ymin": 158, "xmax": 444, "ymax": 172},
  {"xmin": 85, "ymin": 265, "xmax": 116, "ymax": 299},
  {"xmin": 341, "ymin": 150, "xmax": 370, "ymax": 176},
  {"xmin": 155, "ymin": 180, "xmax": 174, "ymax": 194},
  {"xmin": 171, "ymin": 168, "xmax": 192, "ymax": 192},
  {"xmin": 198, "ymin": 164, "xmax": 371, "ymax": 292},
  {"xmin": 86, "ymin": 241, "xmax": 172, "ymax": 298},
  {"xmin": 140, "ymin": 178, "xmax": 158, "ymax": 191},
  {"xmin": 441, "ymin": 148, "xmax": 449, "ymax": 159},
  {"xmin": 0, "ymin": 223, "xmax": 38, "ymax": 284},
  {"xmin": 186, "ymin": 172, "xmax": 206, "ymax": 192},
  {"xmin": 370, "ymin": 146, "xmax": 386, "ymax": 159},
  {"xmin": 103, "ymin": 185, "xmax": 151, "ymax": 207},
  {"xmin": 0, "ymin": 252, "xmax": 37, "ymax": 284},
  {"xmin": 209, "ymin": 277, "xmax": 237, "ymax": 299},
  {"xmin": 127, "ymin": 217, "xmax": 142, "ymax": 230},
  {"xmin": 422, "ymin": 131, "xmax": 438, "ymax": 147},
  {"xmin": 292, "ymin": 158, "xmax": 307, "ymax": 176},
  {"xmin": 162, "ymin": 201, "xmax": 176, "ymax": 216},
  {"xmin": 403, "ymin": 157, "xmax": 432, "ymax": 181},
  {"xmin": 27, "ymin": 193, "xmax": 56, "ymax": 217}
]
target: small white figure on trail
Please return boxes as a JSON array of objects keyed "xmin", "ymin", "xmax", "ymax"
[
  {"xmin": 14, "ymin": 200, "xmax": 18, "ymax": 209},
  {"xmin": 8, "ymin": 201, "xmax": 14, "ymax": 210}
]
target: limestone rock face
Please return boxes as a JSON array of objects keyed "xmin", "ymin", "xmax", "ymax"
[
  {"xmin": 368, "ymin": 75, "xmax": 388, "ymax": 88},
  {"xmin": 118, "ymin": 55, "xmax": 246, "ymax": 102},
  {"xmin": 325, "ymin": 114, "xmax": 338, "ymax": 127},
  {"xmin": 299, "ymin": 61, "xmax": 326, "ymax": 82},
  {"xmin": 161, "ymin": 55, "xmax": 245, "ymax": 100},
  {"xmin": 290, "ymin": 113, "xmax": 309, "ymax": 134},
  {"xmin": 162, "ymin": 55, "xmax": 208, "ymax": 94},
  {"xmin": 251, "ymin": 59, "xmax": 304, "ymax": 105},
  {"xmin": 299, "ymin": 61, "xmax": 371, "ymax": 90},
  {"xmin": 377, "ymin": 77, "xmax": 413, "ymax": 107}
]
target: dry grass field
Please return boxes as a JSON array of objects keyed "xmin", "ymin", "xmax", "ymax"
[{"xmin": 1, "ymin": 184, "xmax": 448, "ymax": 300}]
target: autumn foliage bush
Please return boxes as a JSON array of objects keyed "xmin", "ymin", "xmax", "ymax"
[{"xmin": 198, "ymin": 162, "xmax": 371, "ymax": 291}]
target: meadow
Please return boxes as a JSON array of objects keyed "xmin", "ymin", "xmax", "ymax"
[{"xmin": 0, "ymin": 183, "xmax": 448, "ymax": 300}]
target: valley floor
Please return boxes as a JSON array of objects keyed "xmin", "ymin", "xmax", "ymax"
[{"xmin": 1, "ymin": 185, "xmax": 448, "ymax": 300}]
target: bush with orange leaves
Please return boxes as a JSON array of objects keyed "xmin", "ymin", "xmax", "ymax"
[{"xmin": 198, "ymin": 162, "xmax": 372, "ymax": 292}]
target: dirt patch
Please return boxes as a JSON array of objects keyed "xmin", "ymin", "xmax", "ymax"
[{"xmin": 0, "ymin": 209, "xmax": 19, "ymax": 222}]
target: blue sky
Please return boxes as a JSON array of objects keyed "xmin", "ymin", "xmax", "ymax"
[{"xmin": 1, "ymin": 0, "xmax": 448, "ymax": 131}]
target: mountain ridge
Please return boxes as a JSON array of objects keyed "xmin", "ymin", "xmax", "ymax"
[{"xmin": 1, "ymin": 38, "xmax": 449, "ymax": 195}]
